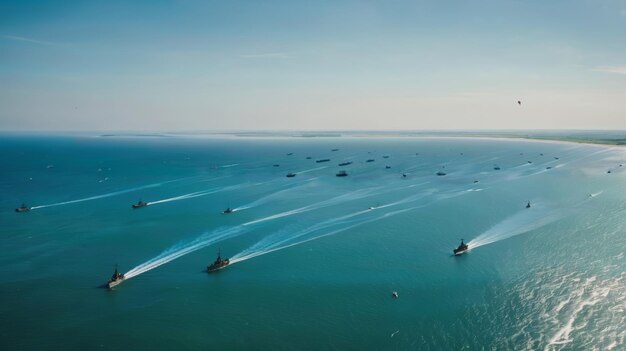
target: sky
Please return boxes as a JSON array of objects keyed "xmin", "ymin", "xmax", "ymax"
[{"xmin": 1, "ymin": 0, "xmax": 625, "ymax": 131}]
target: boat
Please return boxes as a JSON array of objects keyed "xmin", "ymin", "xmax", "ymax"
[
  {"xmin": 338, "ymin": 161, "xmax": 352, "ymax": 166},
  {"xmin": 526, "ymin": 201, "xmax": 531, "ymax": 208},
  {"xmin": 554, "ymin": 157, "xmax": 560, "ymax": 160},
  {"xmin": 473, "ymin": 180, "xmax": 479, "ymax": 183},
  {"xmin": 493, "ymin": 165, "xmax": 501, "ymax": 170},
  {"xmin": 286, "ymin": 153, "xmax": 293, "ymax": 156},
  {"xmin": 527, "ymin": 161, "xmax": 532, "ymax": 164},
  {"xmin": 132, "ymin": 200, "xmax": 148, "ymax": 209},
  {"xmin": 392, "ymin": 291, "xmax": 398, "ymax": 299},
  {"xmin": 273, "ymin": 164, "xmax": 280, "ymax": 167},
  {"xmin": 207, "ymin": 249, "xmax": 230, "ymax": 272},
  {"xmin": 436, "ymin": 171, "xmax": 446, "ymax": 176},
  {"xmin": 107, "ymin": 265, "xmax": 125, "ymax": 289},
  {"xmin": 336, "ymin": 170, "xmax": 348, "ymax": 177},
  {"xmin": 15, "ymin": 203, "xmax": 31, "ymax": 213},
  {"xmin": 607, "ymin": 170, "xmax": 612, "ymax": 174},
  {"xmin": 546, "ymin": 166, "xmax": 552, "ymax": 170},
  {"xmin": 331, "ymin": 149, "xmax": 339, "ymax": 152},
  {"xmin": 385, "ymin": 165, "xmax": 391, "ymax": 169},
  {"xmin": 306, "ymin": 156, "xmax": 312, "ymax": 159},
  {"xmin": 402, "ymin": 173, "xmax": 407, "ymax": 178},
  {"xmin": 453, "ymin": 239, "xmax": 469, "ymax": 256},
  {"xmin": 286, "ymin": 172, "xmax": 297, "ymax": 178},
  {"xmin": 316, "ymin": 159, "xmax": 330, "ymax": 163},
  {"xmin": 383, "ymin": 155, "xmax": 390, "ymax": 159},
  {"xmin": 222, "ymin": 207, "xmax": 233, "ymax": 214},
  {"xmin": 366, "ymin": 159, "xmax": 375, "ymax": 163}
]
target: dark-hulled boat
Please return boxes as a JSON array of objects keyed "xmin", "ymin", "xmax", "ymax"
[
  {"xmin": 331, "ymin": 149, "xmax": 339, "ymax": 152},
  {"xmin": 132, "ymin": 200, "xmax": 148, "ymax": 209},
  {"xmin": 526, "ymin": 201, "xmax": 531, "ymax": 208},
  {"xmin": 223, "ymin": 207, "xmax": 233, "ymax": 214},
  {"xmin": 286, "ymin": 172, "xmax": 296, "ymax": 178},
  {"xmin": 386, "ymin": 165, "xmax": 391, "ymax": 169},
  {"xmin": 107, "ymin": 265, "xmax": 125, "ymax": 288},
  {"xmin": 207, "ymin": 249, "xmax": 230, "ymax": 272},
  {"xmin": 316, "ymin": 159, "xmax": 330, "ymax": 163},
  {"xmin": 15, "ymin": 203, "xmax": 31, "ymax": 213},
  {"xmin": 493, "ymin": 165, "xmax": 501, "ymax": 170},
  {"xmin": 336, "ymin": 170, "xmax": 348, "ymax": 177},
  {"xmin": 453, "ymin": 239, "xmax": 469, "ymax": 256},
  {"xmin": 383, "ymin": 155, "xmax": 390, "ymax": 159},
  {"xmin": 436, "ymin": 171, "xmax": 446, "ymax": 176},
  {"xmin": 338, "ymin": 161, "xmax": 352, "ymax": 166},
  {"xmin": 273, "ymin": 164, "xmax": 280, "ymax": 167}
]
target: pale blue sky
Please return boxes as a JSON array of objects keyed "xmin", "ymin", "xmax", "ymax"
[{"xmin": 1, "ymin": 0, "xmax": 625, "ymax": 131}]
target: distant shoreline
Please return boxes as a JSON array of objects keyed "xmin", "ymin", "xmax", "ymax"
[{"xmin": 2, "ymin": 130, "xmax": 625, "ymax": 147}]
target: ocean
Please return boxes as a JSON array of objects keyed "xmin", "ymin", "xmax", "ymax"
[{"xmin": 0, "ymin": 133, "xmax": 624, "ymax": 350}]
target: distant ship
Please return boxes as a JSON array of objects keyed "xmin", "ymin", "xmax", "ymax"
[
  {"xmin": 338, "ymin": 161, "xmax": 352, "ymax": 166},
  {"xmin": 527, "ymin": 161, "xmax": 533, "ymax": 164},
  {"xmin": 306, "ymin": 156, "xmax": 312, "ymax": 159},
  {"xmin": 286, "ymin": 172, "xmax": 297, "ymax": 178},
  {"xmin": 526, "ymin": 201, "xmax": 531, "ymax": 208},
  {"xmin": 383, "ymin": 155, "xmax": 390, "ymax": 159},
  {"xmin": 336, "ymin": 170, "xmax": 348, "ymax": 177},
  {"xmin": 222, "ymin": 207, "xmax": 233, "ymax": 214},
  {"xmin": 386, "ymin": 165, "xmax": 391, "ymax": 169},
  {"xmin": 331, "ymin": 149, "xmax": 339, "ymax": 152},
  {"xmin": 546, "ymin": 166, "xmax": 552, "ymax": 170},
  {"xmin": 473, "ymin": 180, "xmax": 479, "ymax": 183},
  {"xmin": 132, "ymin": 200, "xmax": 148, "ymax": 209},
  {"xmin": 207, "ymin": 249, "xmax": 230, "ymax": 272},
  {"xmin": 286, "ymin": 153, "xmax": 293, "ymax": 156},
  {"xmin": 436, "ymin": 171, "xmax": 446, "ymax": 176},
  {"xmin": 15, "ymin": 203, "xmax": 31, "ymax": 213},
  {"xmin": 316, "ymin": 159, "xmax": 330, "ymax": 163},
  {"xmin": 107, "ymin": 265, "xmax": 125, "ymax": 288},
  {"xmin": 366, "ymin": 159, "xmax": 375, "ymax": 163},
  {"xmin": 453, "ymin": 239, "xmax": 469, "ymax": 256},
  {"xmin": 273, "ymin": 164, "xmax": 280, "ymax": 167},
  {"xmin": 493, "ymin": 165, "xmax": 501, "ymax": 170}
]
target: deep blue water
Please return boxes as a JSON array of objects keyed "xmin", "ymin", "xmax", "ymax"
[{"xmin": 0, "ymin": 134, "xmax": 624, "ymax": 350}]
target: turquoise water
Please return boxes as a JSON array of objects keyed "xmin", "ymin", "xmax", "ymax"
[{"xmin": 1, "ymin": 134, "xmax": 624, "ymax": 350}]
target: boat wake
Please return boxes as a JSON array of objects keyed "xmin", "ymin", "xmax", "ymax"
[
  {"xmin": 124, "ymin": 226, "xmax": 247, "ymax": 279},
  {"xmin": 29, "ymin": 178, "xmax": 185, "ymax": 210},
  {"xmin": 146, "ymin": 184, "xmax": 245, "ymax": 206}
]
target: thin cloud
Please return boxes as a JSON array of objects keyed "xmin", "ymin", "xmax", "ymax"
[
  {"xmin": 1, "ymin": 35, "xmax": 57, "ymax": 46},
  {"xmin": 593, "ymin": 66, "xmax": 626, "ymax": 75},
  {"xmin": 239, "ymin": 52, "xmax": 291, "ymax": 59}
]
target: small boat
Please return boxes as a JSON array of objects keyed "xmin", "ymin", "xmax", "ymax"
[
  {"xmin": 207, "ymin": 249, "xmax": 230, "ymax": 272},
  {"xmin": 554, "ymin": 157, "xmax": 560, "ymax": 160},
  {"xmin": 385, "ymin": 165, "xmax": 391, "ymax": 169},
  {"xmin": 107, "ymin": 265, "xmax": 125, "ymax": 289},
  {"xmin": 336, "ymin": 170, "xmax": 348, "ymax": 177},
  {"xmin": 222, "ymin": 207, "xmax": 233, "ymax": 214},
  {"xmin": 453, "ymin": 239, "xmax": 469, "ymax": 256},
  {"xmin": 402, "ymin": 173, "xmax": 407, "ymax": 178},
  {"xmin": 473, "ymin": 180, "xmax": 479, "ymax": 183},
  {"xmin": 316, "ymin": 159, "xmax": 330, "ymax": 163},
  {"xmin": 540, "ymin": 153, "xmax": 544, "ymax": 156},
  {"xmin": 527, "ymin": 161, "xmax": 532, "ymax": 164},
  {"xmin": 338, "ymin": 161, "xmax": 353, "ymax": 166},
  {"xmin": 15, "ymin": 203, "xmax": 31, "ymax": 213},
  {"xmin": 286, "ymin": 172, "xmax": 297, "ymax": 178},
  {"xmin": 368, "ymin": 206, "xmax": 375, "ymax": 210},
  {"xmin": 286, "ymin": 153, "xmax": 293, "ymax": 156},
  {"xmin": 436, "ymin": 171, "xmax": 446, "ymax": 176},
  {"xmin": 366, "ymin": 159, "xmax": 375, "ymax": 163},
  {"xmin": 546, "ymin": 166, "xmax": 552, "ymax": 170},
  {"xmin": 331, "ymin": 149, "xmax": 339, "ymax": 152},
  {"xmin": 273, "ymin": 164, "xmax": 280, "ymax": 167},
  {"xmin": 607, "ymin": 170, "xmax": 612, "ymax": 174},
  {"xmin": 392, "ymin": 291, "xmax": 398, "ymax": 299},
  {"xmin": 493, "ymin": 165, "xmax": 501, "ymax": 170},
  {"xmin": 132, "ymin": 200, "xmax": 148, "ymax": 209},
  {"xmin": 526, "ymin": 201, "xmax": 531, "ymax": 208},
  {"xmin": 306, "ymin": 156, "xmax": 312, "ymax": 160},
  {"xmin": 383, "ymin": 155, "xmax": 390, "ymax": 159}
]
